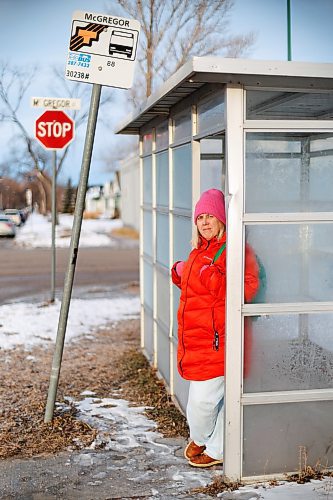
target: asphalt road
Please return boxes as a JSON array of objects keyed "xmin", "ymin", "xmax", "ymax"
[{"xmin": 0, "ymin": 241, "xmax": 139, "ymax": 304}]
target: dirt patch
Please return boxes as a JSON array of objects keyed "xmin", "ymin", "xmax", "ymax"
[
  {"xmin": 0, "ymin": 318, "xmax": 188, "ymax": 460},
  {"xmin": 111, "ymin": 226, "xmax": 139, "ymax": 240}
]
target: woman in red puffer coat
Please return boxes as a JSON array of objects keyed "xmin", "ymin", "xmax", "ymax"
[{"xmin": 171, "ymin": 189, "xmax": 259, "ymax": 468}]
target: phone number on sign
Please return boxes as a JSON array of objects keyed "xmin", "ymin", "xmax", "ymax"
[{"xmin": 66, "ymin": 70, "xmax": 89, "ymax": 80}]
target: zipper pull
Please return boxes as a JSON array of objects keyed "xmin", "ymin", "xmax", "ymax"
[{"xmin": 213, "ymin": 331, "xmax": 219, "ymax": 351}]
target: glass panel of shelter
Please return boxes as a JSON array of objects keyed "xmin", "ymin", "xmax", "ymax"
[
  {"xmin": 244, "ymin": 312, "xmax": 333, "ymax": 393},
  {"xmin": 245, "ymin": 132, "xmax": 333, "ymax": 213},
  {"xmin": 200, "ymin": 135, "xmax": 225, "ymax": 193},
  {"xmin": 242, "ymin": 88, "xmax": 333, "ymax": 477},
  {"xmin": 243, "ymin": 400, "xmax": 333, "ymax": 476},
  {"xmin": 246, "ymin": 90, "xmax": 333, "ymax": 120}
]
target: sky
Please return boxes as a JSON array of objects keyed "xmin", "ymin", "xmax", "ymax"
[
  {"xmin": 1, "ymin": 212, "xmax": 333, "ymax": 497},
  {"xmin": 0, "ymin": 0, "xmax": 333, "ymax": 186}
]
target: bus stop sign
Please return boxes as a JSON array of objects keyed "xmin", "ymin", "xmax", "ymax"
[
  {"xmin": 35, "ymin": 110, "xmax": 75, "ymax": 150},
  {"xmin": 65, "ymin": 11, "xmax": 140, "ymax": 89}
]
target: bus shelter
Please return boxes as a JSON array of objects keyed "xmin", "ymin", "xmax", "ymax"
[{"xmin": 116, "ymin": 57, "xmax": 333, "ymax": 481}]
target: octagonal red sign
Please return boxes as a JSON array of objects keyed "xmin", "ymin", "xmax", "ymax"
[{"xmin": 35, "ymin": 110, "xmax": 75, "ymax": 150}]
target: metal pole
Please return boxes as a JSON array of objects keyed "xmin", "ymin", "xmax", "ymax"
[
  {"xmin": 44, "ymin": 84, "xmax": 102, "ymax": 422},
  {"xmin": 287, "ymin": 0, "xmax": 292, "ymax": 61},
  {"xmin": 51, "ymin": 150, "xmax": 57, "ymax": 303}
]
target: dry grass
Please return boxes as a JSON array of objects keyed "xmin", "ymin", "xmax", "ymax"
[
  {"xmin": 191, "ymin": 475, "xmax": 241, "ymax": 496},
  {"xmin": 117, "ymin": 349, "xmax": 188, "ymax": 438},
  {"xmin": 285, "ymin": 446, "xmax": 333, "ymax": 484},
  {"xmin": 0, "ymin": 317, "xmax": 187, "ymax": 460}
]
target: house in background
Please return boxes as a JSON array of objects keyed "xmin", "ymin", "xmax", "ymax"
[{"xmin": 85, "ymin": 174, "xmax": 121, "ymax": 218}]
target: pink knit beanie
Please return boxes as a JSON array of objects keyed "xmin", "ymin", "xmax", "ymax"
[{"xmin": 194, "ymin": 189, "xmax": 226, "ymax": 224}]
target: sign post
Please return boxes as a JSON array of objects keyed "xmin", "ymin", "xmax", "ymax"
[
  {"xmin": 35, "ymin": 109, "xmax": 75, "ymax": 303},
  {"xmin": 44, "ymin": 11, "xmax": 140, "ymax": 423},
  {"xmin": 51, "ymin": 150, "xmax": 57, "ymax": 303}
]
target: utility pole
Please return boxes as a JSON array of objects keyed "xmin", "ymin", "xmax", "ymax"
[{"xmin": 287, "ymin": 0, "xmax": 292, "ymax": 61}]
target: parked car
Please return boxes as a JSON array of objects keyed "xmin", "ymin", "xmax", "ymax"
[
  {"xmin": 0, "ymin": 215, "xmax": 16, "ymax": 237},
  {"xmin": 4, "ymin": 209, "xmax": 22, "ymax": 226}
]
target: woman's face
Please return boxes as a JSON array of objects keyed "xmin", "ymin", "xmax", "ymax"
[{"xmin": 196, "ymin": 214, "xmax": 224, "ymax": 241}]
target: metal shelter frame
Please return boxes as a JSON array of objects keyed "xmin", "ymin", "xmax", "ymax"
[{"xmin": 116, "ymin": 57, "xmax": 333, "ymax": 481}]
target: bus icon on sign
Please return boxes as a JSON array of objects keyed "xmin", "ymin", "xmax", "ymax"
[{"xmin": 109, "ymin": 30, "xmax": 134, "ymax": 58}]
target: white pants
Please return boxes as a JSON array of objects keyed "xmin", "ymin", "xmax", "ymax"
[{"xmin": 186, "ymin": 376, "xmax": 224, "ymax": 460}]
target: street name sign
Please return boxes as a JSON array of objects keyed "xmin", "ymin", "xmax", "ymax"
[
  {"xmin": 35, "ymin": 110, "xmax": 75, "ymax": 150},
  {"xmin": 65, "ymin": 11, "xmax": 140, "ymax": 88},
  {"xmin": 31, "ymin": 97, "xmax": 81, "ymax": 110}
]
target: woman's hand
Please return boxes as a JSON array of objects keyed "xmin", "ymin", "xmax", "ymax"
[
  {"xmin": 199, "ymin": 264, "xmax": 210, "ymax": 276},
  {"xmin": 176, "ymin": 261, "xmax": 185, "ymax": 277},
  {"xmin": 200, "ymin": 263, "xmax": 226, "ymax": 298}
]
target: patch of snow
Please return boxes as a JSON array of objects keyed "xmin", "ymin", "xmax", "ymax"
[
  {"xmin": 0, "ymin": 296, "xmax": 140, "ymax": 350},
  {"xmin": 14, "ymin": 213, "xmax": 131, "ymax": 248}
]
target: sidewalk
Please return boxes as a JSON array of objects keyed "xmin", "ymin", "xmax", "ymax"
[
  {"xmin": 0, "ymin": 380, "xmax": 219, "ymax": 499},
  {"xmin": 0, "ymin": 425, "xmax": 216, "ymax": 499}
]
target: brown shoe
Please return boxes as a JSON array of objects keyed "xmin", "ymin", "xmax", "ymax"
[
  {"xmin": 184, "ymin": 441, "xmax": 206, "ymax": 460},
  {"xmin": 189, "ymin": 452, "xmax": 223, "ymax": 468}
]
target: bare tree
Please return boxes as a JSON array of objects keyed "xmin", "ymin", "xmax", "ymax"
[
  {"xmin": 0, "ymin": 61, "xmax": 113, "ymax": 212},
  {"xmin": 112, "ymin": 0, "xmax": 255, "ymax": 105},
  {"xmin": 49, "ymin": 67, "xmax": 113, "ymax": 176},
  {"xmin": 0, "ymin": 62, "xmax": 53, "ymax": 213}
]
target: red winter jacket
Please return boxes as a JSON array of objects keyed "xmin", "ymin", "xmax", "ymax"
[{"xmin": 171, "ymin": 232, "xmax": 259, "ymax": 381}]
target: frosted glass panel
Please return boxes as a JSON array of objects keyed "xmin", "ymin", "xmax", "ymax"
[
  {"xmin": 172, "ymin": 215, "xmax": 191, "ymax": 338},
  {"xmin": 142, "ymin": 132, "xmax": 152, "ymax": 154},
  {"xmin": 143, "ymin": 156, "xmax": 152, "ymax": 205},
  {"xmin": 201, "ymin": 138, "xmax": 223, "ymax": 154},
  {"xmin": 244, "ymin": 314, "xmax": 333, "ymax": 393},
  {"xmin": 143, "ymin": 261, "xmax": 153, "ymax": 310},
  {"xmin": 173, "ymin": 347, "xmax": 190, "ymax": 412},
  {"xmin": 173, "ymin": 109, "xmax": 191, "ymax": 142},
  {"xmin": 144, "ymin": 309, "xmax": 154, "ymax": 359},
  {"xmin": 143, "ymin": 210, "xmax": 153, "ymax": 257},
  {"xmin": 197, "ymin": 92, "xmax": 224, "ymax": 133},
  {"xmin": 173, "ymin": 144, "xmax": 192, "ymax": 210},
  {"xmin": 156, "ymin": 151, "xmax": 169, "ymax": 207},
  {"xmin": 156, "ymin": 270, "xmax": 170, "ymax": 328},
  {"xmin": 246, "ymin": 90, "xmax": 333, "ymax": 120},
  {"xmin": 243, "ymin": 401, "xmax": 333, "ymax": 476},
  {"xmin": 201, "ymin": 159, "xmax": 224, "ymax": 192},
  {"xmin": 156, "ymin": 121, "xmax": 168, "ymax": 150},
  {"xmin": 245, "ymin": 133, "xmax": 333, "ymax": 212},
  {"xmin": 156, "ymin": 213, "xmax": 169, "ymax": 266},
  {"xmin": 246, "ymin": 223, "xmax": 333, "ymax": 303},
  {"xmin": 157, "ymin": 326, "xmax": 170, "ymax": 383},
  {"xmin": 173, "ymin": 215, "xmax": 192, "ymax": 262},
  {"xmin": 173, "ymin": 286, "xmax": 181, "ymax": 339}
]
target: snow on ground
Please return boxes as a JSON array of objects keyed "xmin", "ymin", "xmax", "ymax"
[
  {"xmin": 1, "ymin": 211, "xmax": 139, "ymax": 349},
  {"xmin": 3, "ymin": 213, "xmax": 333, "ymax": 498},
  {"xmin": 15, "ymin": 212, "xmax": 127, "ymax": 248},
  {"xmin": 0, "ymin": 296, "xmax": 140, "ymax": 350}
]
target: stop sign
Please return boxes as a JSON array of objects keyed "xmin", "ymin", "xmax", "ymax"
[{"xmin": 35, "ymin": 110, "xmax": 74, "ymax": 150}]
